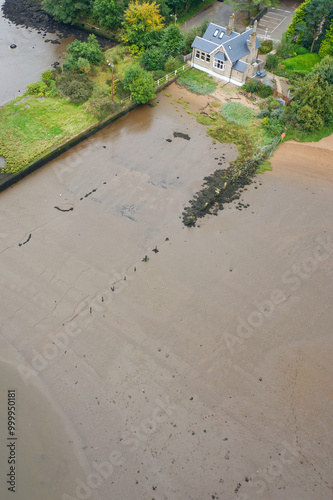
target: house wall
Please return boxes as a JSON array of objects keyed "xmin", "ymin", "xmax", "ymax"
[{"xmin": 192, "ymin": 48, "xmax": 245, "ymax": 85}]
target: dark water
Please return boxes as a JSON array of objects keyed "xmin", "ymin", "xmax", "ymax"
[{"xmin": 0, "ymin": 0, "xmax": 71, "ymax": 105}]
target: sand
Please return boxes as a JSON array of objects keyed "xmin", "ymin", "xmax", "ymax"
[{"xmin": 0, "ymin": 83, "xmax": 332, "ymax": 500}]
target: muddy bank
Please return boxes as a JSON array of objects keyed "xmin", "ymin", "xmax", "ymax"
[
  {"xmin": 0, "ymin": 82, "xmax": 332, "ymax": 500},
  {"xmin": 2, "ymin": 0, "xmax": 115, "ymax": 48}
]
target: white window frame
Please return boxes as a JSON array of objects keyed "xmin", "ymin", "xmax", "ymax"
[
  {"xmin": 195, "ymin": 50, "xmax": 200, "ymax": 59},
  {"xmin": 206, "ymin": 54, "xmax": 210, "ymax": 63},
  {"xmin": 213, "ymin": 58, "xmax": 225, "ymax": 70}
]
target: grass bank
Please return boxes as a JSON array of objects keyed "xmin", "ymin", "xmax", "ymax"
[
  {"xmin": 279, "ymin": 53, "xmax": 321, "ymax": 76},
  {"xmin": 0, "ymin": 96, "xmax": 96, "ymax": 173}
]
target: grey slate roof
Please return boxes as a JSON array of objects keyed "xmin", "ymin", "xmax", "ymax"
[
  {"xmin": 214, "ymin": 51, "xmax": 227, "ymax": 61},
  {"xmin": 232, "ymin": 60, "xmax": 248, "ymax": 73},
  {"xmin": 222, "ymin": 29, "xmax": 253, "ymax": 63},
  {"xmin": 202, "ymin": 23, "xmax": 238, "ymax": 44},
  {"xmin": 193, "ymin": 22, "xmax": 261, "ymax": 64},
  {"xmin": 191, "ymin": 36, "xmax": 218, "ymax": 53}
]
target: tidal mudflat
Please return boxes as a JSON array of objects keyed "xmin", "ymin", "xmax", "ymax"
[{"xmin": 0, "ymin": 83, "xmax": 332, "ymax": 500}]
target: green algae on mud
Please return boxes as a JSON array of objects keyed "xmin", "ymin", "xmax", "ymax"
[{"xmin": 182, "ymin": 104, "xmax": 279, "ymax": 227}]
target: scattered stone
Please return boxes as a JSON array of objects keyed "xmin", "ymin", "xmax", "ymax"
[
  {"xmin": 152, "ymin": 246, "xmax": 159, "ymax": 253},
  {"xmin": 10, "ymin": 43, "xmax": 17, "ymax": 49},
  {"xmin": 166, "ymin": 138, "xmax": 172, "ymax": 142},
  {"xmin": 142, "ymin": 255, "xmax": 149, "ymax": 262}
]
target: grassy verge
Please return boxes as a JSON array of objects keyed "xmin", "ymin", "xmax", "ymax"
[
  {"xmin": 178, "ymin": 68, "xmax": 217, "ymax": 94},
  {"xmin": 0, "ymin": 96, "xmax": 96, "ymax": 173}
]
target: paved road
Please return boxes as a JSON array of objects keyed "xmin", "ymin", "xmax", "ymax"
[
  {"xmin": 182, "ymin": 1, "xmax": 233, "ymax": 32},
  {"xmin": 182, "ymin": 0, "xmax": 301, "ymax": 40}
]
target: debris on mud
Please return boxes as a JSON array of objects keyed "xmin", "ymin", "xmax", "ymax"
[
  {"xmin": 173, "ymin": 132, "xmax": 190, "ymax": 140},
  {"xmin": 18, "ymin": 233, "xmax": 31, "ymax": 246}
]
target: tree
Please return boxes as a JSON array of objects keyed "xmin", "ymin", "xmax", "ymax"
[
  {"xmin": 122, "ymin": 64, "xmax": 156, "ymax": 103},
  {"xmin": 92, "ymin": 0, "xmax": 125, "ymax": 29},
  {"xmin": 160, "ymin": 24, "xmax": 185, "ymax": 56},
  {"xmin": 312, "ymin": 55, "xmax": 333, "ymax": 83},
  {"xmin": 303, "ymin": 0, "xmax": 333, "ymax": 52},
  {"xmin": 64, "ymin": 35, "xmax": 104, "ymax": 71},
  {"xmin": 319, "ymin": 20, "xmax": 333, "ymax": 57},
  {"xmin": 286, "ymin": 0, "xmax": 311, "ymax": 41},
  {"xmin": 121, "ymin": 1, "xmax": 164, "ymax": 53},
  {"xmin": 42, "ymin": 0, "xmax": 92, "ymax": 23},
  {"xmin": 140, "ymin": 47, "xmax": 166, "ymax": 71},
  {"xmin": 292, "ymin": 73, "xmax": 333, "ymax": 130}
]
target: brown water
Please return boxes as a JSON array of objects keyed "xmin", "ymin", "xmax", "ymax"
[{"xmin": 0, "ymin": 0, "xmax": 71, "ymax": 105}]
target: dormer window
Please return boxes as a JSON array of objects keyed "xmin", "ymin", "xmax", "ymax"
[
  {"xmin": 218, "ymin": 32, "xmax": 224, "ymax": 39},
  {"xmin": 213, "ymin": 29, "xmax": 219, "ymax": 37}
]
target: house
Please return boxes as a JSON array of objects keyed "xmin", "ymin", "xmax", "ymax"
[{"xmin": 191, "ymin": 15, "xmax": 265, "ymax": 86}]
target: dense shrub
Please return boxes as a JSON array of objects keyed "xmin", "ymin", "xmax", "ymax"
[
  {"xmin": 243, "ymin": 80, "xmax": 260, "ymax": 93},
  {"xmin": 256, "ymin": 84, "xmax": 273, "ymax": 98},
  {"xmin": 259, "ymin": 40, "xmax": 273, "ymax": 55},
  {"xmin": 265, "ymin": 53, "xmax": 279, "ymax": 70},
  {"xmin": 57, "ymin": 72, "xmax": 94, "ymax": 104},
  {"xmin": 42, "ymin": 70, "xmax": 53, "ymax": 83},
  {"xmin": 86, "ymin": 86, "xmax": 120, "ymax": 119},
  {"xmin": 64, "ymin": 35, "xmax": 104, "ymax": 71},
  {"xmin": 140, "ymin": 47, "xmax": 166, "ymax": 71},
  {"xmin": 27, "ymin": 81, "xmax": 48, "ymax": 96},
  {"xmin": 164, "ymin": 56, "xmax": 180, "ymax": 73}
]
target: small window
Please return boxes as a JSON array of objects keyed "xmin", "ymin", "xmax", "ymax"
[
  {"xmin": 228, "ymin": 45, "xmax": 232, "ymax": 50},
  {"xmin": 206, "ymin": 54, "xmax": 210, "ymax": 63},
  {"xmin": 218, "ymin": 32, "xmax": 224, "ymax": 39},
  {"xmin": 195, "ymin": 50, "xmax": 200, "ymax": 59},
  {"xmin": 201, "ymin": 52, "xmax": 205, "ymax": 60},
  {"xmin": 213, "ymin": 58, "xmax": 225, "ymax": 71},
  {"xmin": 213, "ymin": 29, "xmax": 219, "ymax": 37}
]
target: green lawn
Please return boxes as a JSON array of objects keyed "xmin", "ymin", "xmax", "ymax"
[
  {"xmin": 280, "ymin": 53, "xmax": 321, "ymax": 74},
  {"xmin": 0, "ymin": 96, "xmax": 96, "ymax": 173},
  {"xmin": 178, "ymin": 68, "xmax": 217, "ymax": 95}
]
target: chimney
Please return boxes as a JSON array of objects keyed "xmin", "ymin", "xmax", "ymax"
[
  {"xmin": 226, "ymin": 13, "xmax": 235, "ymax": 36},
  {"xmin": 248, "ymin": 21, "xmax": 258, "ymax": 54}
]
